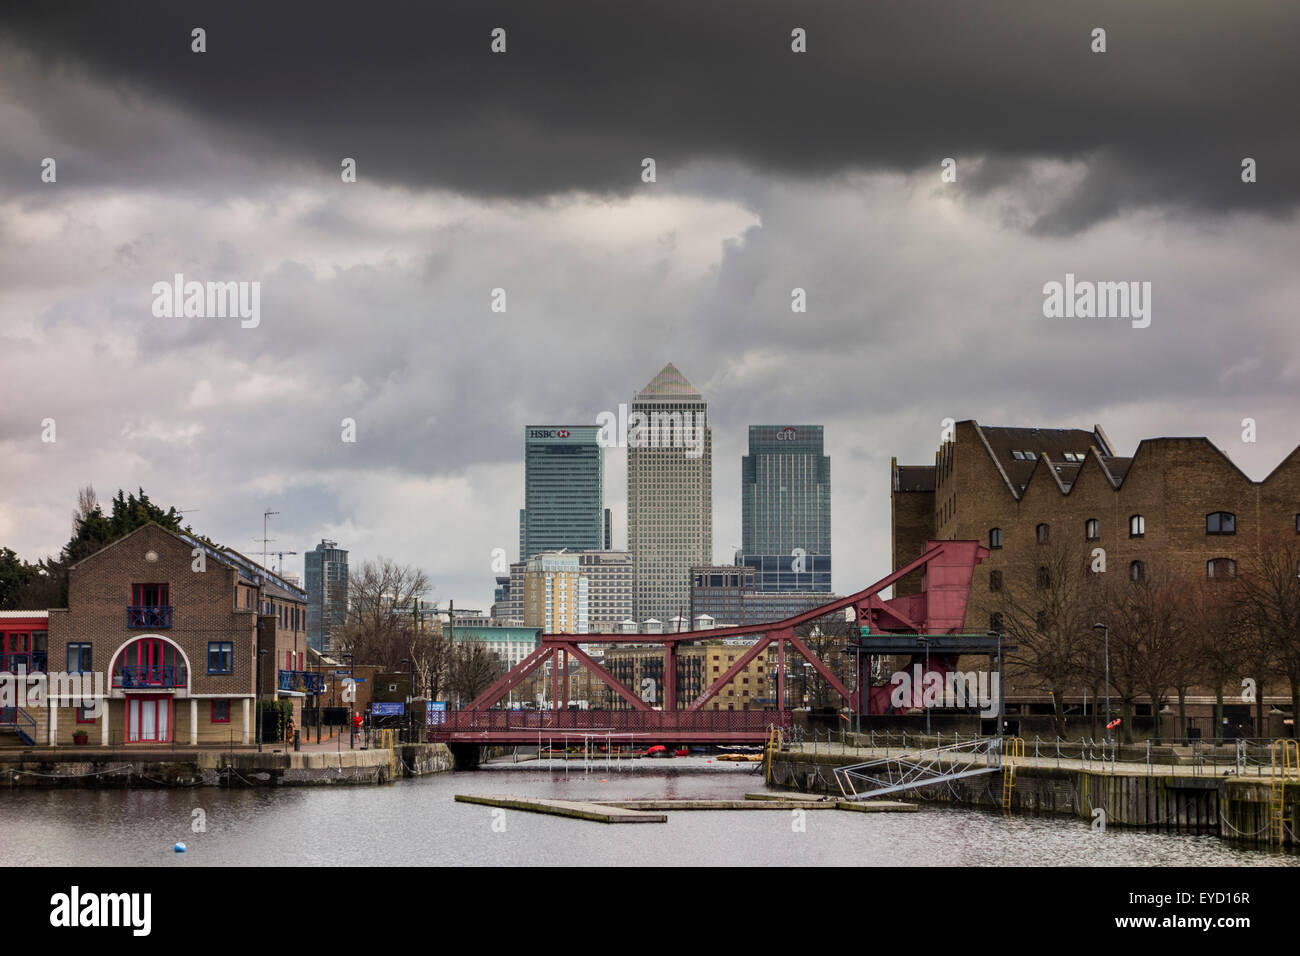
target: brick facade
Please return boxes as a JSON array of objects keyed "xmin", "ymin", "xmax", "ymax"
[
  {"xmin": 36, "ymin": 523, "xmax": 309, "ymax": 748},
  {"xmin": 892, "ymin": 420, "xmax": 1300, "ymax": 715}
]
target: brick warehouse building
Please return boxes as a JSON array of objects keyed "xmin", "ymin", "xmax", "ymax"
[
  {"xmin": 891, "ymin": 420, "xmax": 1300, "ymax": 733},
  {"xmin": 21, "ymin": 523, "xmax": 315, "ymax": 747}
]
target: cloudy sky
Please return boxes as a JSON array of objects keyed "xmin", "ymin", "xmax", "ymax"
[{"xmin": 1, "ymin": 0, "xmax": 1297, "ymax": 609}]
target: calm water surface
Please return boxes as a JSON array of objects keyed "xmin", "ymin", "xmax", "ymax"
[{"xmin": 2, "ymin": 758, "xmax": 1294, "ymax": 866}]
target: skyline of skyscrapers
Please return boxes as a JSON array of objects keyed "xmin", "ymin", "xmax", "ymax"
[
  {"xmin": 741, "ymin": 425, "xmax": 832, "ymax": 592},
  {"xmin": 627, "ymin": 363, "xmax": 713, "ymax": 623}
]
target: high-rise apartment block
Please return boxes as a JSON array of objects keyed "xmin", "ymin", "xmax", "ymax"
[{"xmin": 305, "ymin": 539, "xmax": 348, "ymax": 653}]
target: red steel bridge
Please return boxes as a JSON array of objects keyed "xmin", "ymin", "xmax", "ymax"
[{"xmin": 428, "ymin": 540, "xmax": 992, "ymax": 747}]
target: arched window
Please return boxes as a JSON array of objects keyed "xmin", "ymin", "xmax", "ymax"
[
  {"xmin": 1207, "ymin": 557, "xmax": 1237, "ymax": 579},
  {"xmin": 989, "ymin": 528, "xmax": 1003, "ymax": 549},
  {"xmin": 1037, "ymin": 566, "xmax": 1051, "ymax": 589},
  {"xmin": 989, "ymin": 570, "xmax": 1003, "ymax": 592},
  {"xmin": 112, "ymin": 637, "xmax": 188, "ymax": 689},
  {"xmin": 1085, "ymin": 518, "xmax": 1099, "ymax": 540},
  {"xmin": 1036, "ymin": 610, "xmax": 1048, "ymax": 633},
  {"xmin": 1129, "ymin": 515, "xmax": 1145, "ymax": 537},
  {"xmin": 1036, "ymin": 523, "xmax": 1050, "ymax": 544},
  {"xmin": 1129, "ymin": 560, "xmax": 1146, "ymax": 582},
  {"xmin": 989, "ymin": 613, "xmax": 1003, "ymax": 632},
  {"xmin": 1206, "ymin": 512, "xmax": 1236, "ymax": 535}
]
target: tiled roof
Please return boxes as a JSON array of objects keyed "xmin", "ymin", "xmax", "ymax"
[{"xmin": 979, "ymin": 425, "xmax": 1107, "ymax": 488}]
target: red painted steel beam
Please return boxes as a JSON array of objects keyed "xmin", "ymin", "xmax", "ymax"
[
  {"xmin": 664, "ymin": 641, "xmax": 677, "ymax": 711},
  {"xmin": 686, "ymin": 635, "xmax": 775, "ymax": 712},
  {"xmin": 467, "ymin": 644, "xmax": 553, "ymax": 711},
  {"xmin": 559, "ymin": 640, "xmax": 653, "ymax": 712},
  {"xmin": 540, "ymin": 541, "xmax": 956, "ymax": 645},
  {"xmin": 785, "ymin": 630, "xmax": 854, "ymax": 705}
]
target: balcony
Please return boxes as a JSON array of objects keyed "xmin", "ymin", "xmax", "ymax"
[
  {"xmin": 0, "ymin": 653, "xmax": 46, "ymax": 674},
  {"xmin": 278, "ymin": 670, "xmax": 326, "ymax": 694},
  {"xmin": 117, "ymin": 664, "xmax": 186, "ymax": 689},
  {"xmin": 127, "ymin": 605, "xmax": 173, "ymax": 629}
]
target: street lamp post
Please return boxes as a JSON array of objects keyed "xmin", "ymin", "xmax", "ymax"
[
  {"xmin": 987, "ymin": 631, "xmax": 1004, "ymax": 737},
  {"xmin": 343, "ymin": 653, "xmax": 355, "ymax": 749},
  {"xmin": 256, "ymin": 648, "xmax": 267, "ymax": 753},
  {"xmin": 1093, "ymin": 623, "xmax": 1111, "ymax": 744},
  {"xmin": 401, "ymin": 657, "xmax": 413, "ymax": 743}
]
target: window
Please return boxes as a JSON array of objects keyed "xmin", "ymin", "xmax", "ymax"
[
  {"xmin": 989, "ymin": 613, "xmax": 1004, "ymax": 632},
  {"xmin": 131, "ymin": 582, "xmax": 169, "ymax": 606},
  {"xmin": 67, "ymin": 643, "xmax": 92, "ymax": 673},
  {"xmin": 990, "ymin": 570, "xmax": 1003, "ymax": 592},
  {"xmin": 1129, "ymin": 515, "xmax": 1145, "ymax": 537},
  {"xmin": 1085, "ymin": 518, "xmax": 1099, "ymax": 540},
  {"xmin": 211, "ymin": 700, "xmax": 231, "ymax": 723},
  {"xmin": 1206, "ymin": 512, "xmax": 1236, "ymax": 535},
  {"xmin": 1037, "ymin": 566, "xmax": 1051, "ymax": 589},
  {"xmin": 1036, "ymin": 610, "xmax": 1048, "ymax": 633},
  {"xmin": 989, "ymin": 528, "xmax": 1003, "ymax": 549},
  {"xmin": 1011, "ymin": 450, "xmax": 1025, "ymax": 461},
  {"xmin": 1129, "ymin": 560, "xmax": 1146, "ymax": 582},
  {"xmin": 76, "ymin": 703, "xmax": 97, "ymax": 724},
  {"xmin": 1036, "ymin": 523, "xmax": 1050, "ymax": 544},
  {"xmin": 208, "ymin": 641, "xmax": 233, "ymax": 674},
  {"xmin": 1207, "ymin": 558, "xmax": 1237, "ymax": 579}
]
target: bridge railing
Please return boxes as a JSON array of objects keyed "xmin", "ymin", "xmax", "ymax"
[{"xmin": 428, "ymin": 708, "xmax": 791, "ymax": 736}]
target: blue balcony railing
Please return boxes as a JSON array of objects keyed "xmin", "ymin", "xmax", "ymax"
[
  {"xmin": 127, "ymin": 605, "xmax": 173, "ymax": 628},
  {"xmin": 278, "ymin": 670, "xmax": 326, "ymax": 694},
  {"xmin": 0, "ymin": 653, "xmax": 46, "ymax": 674},
  {"xmin": 117, "ymin": 664, "xmax": 186, "ymax": 688}
]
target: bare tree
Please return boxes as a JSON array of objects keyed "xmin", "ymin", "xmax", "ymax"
[
  {"xmin": 1185, "ymin": 578, "xmax": 1248, "ymax": 744},
  {"xmin": 336, "ymin": 558, "xmax": 433, "ymax": 670},
  {"xmin": 979, "ymin": 541, "xmax": 1096, "ymax": 738},
  {"xmin": 793, "ymin": 613, "xmax": 854, "ymax": 711},
  {"xmin": 448, "ymin": 642, "xmax": 505, "ymax": 706},
  {"xmin": 1234, "ymin": 541, "xmax": 1300, "ymax": 739},
  {"xmin": 1097, "ymin": 565, "xmax": 1186, "ymax": 744},
  {"xmin": 72, "ymin": 485, "xmax": 99, "ymax": 538}
]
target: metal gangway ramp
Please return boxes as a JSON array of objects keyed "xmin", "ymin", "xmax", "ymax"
[{"xmin": 834, "ymin": 737, "xmax": 1014, "ymax": 801}]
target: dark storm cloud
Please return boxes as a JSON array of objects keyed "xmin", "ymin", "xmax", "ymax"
[{"xmin": 5, "ymin": 0, "xmax": 1297, "ymax": 233}]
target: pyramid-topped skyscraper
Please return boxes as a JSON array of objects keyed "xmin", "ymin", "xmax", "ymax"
[{"xmin": 627, "ymin": 363, "xmax": 713, "ymax": 624}]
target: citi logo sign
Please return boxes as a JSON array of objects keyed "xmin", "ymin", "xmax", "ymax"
[{"xmin": 776, "ymin": 427, "xmax": 798, "ymax": 441}]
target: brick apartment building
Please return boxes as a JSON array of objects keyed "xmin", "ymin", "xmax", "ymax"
[
  {"xmin": 603, "ymin": 642, "xmax": 771, "ymax": 710},
  {"xmin": 891, "ymin": 420, "xmax": 1300, "ymax": 729},
  {"xmin": 14, "ymin": 523, "xmax": 316, "ymax": 747}
]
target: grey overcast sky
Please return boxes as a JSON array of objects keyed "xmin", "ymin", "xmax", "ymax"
[{"xmin": 1, "ymin": 0, "xmax": 1297, "ymax": 609}]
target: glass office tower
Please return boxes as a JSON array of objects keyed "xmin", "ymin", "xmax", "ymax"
[
  {"xmin": 519, "ymin": 425, "xmax": 609, "ymax": 561},
  {"xmin": 741, "ymin": 425, "xmax": 831, "ymax": 592}
]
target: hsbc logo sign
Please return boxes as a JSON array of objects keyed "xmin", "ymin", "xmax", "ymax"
[
  {"xmin": 528, "ymin": 428, "xmax": 576, "ymax": 440},
  {"xmin": 558, "ymin": 430, "xmax": 570, "ymax": 438},
  {"xmin": 776, "ymin": 427, "xmax": 798, "ymax": 441}
]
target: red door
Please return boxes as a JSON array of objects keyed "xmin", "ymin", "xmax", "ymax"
[{"xmin": 126, "ymin": 695, "xmax": 172, "ymax": 742}]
